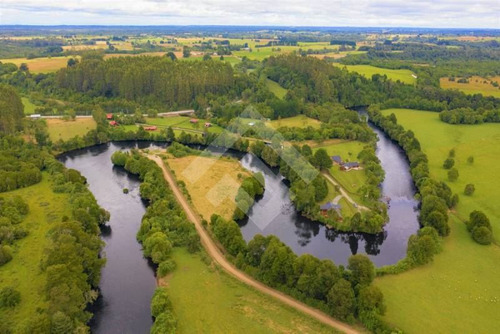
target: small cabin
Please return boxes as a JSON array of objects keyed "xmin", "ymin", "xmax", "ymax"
[
  {"xmin": 190, "ymin": 119, "xmax": 199, "ymax": 124},
  {"xmin": 109, "ymin": 120, "xmax": 118, "ymax": 126},
  {"xmin": 331, "ymin": 155, "xmax": 342, "ymax": 165},
  {"xmin": 341, "ymin": 162, "xmax": 360, "ymax": 171},
  {"xmin": 106, "ymin": 113, "xmax": 113, "ymax": 120},
  {"xmin": 204, "ymin": 122, "xmax": 212, "ymax": 128},
  {"xmin": 144, "ymin": 126, "xmax": 157, "ymax": 131}
]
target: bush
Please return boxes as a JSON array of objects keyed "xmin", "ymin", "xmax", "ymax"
[
  {"xmin": 327, "ymin": 278, "xmax": 355, "ymax": 322},
  {"xmin": 347, "ymin": 254, "xmax": 375, "ymax": 287},
  {"xmin": 447, "ymin": 168, "xmax": 459, "ymax": 181},
  {"xmin": 464, "ymin": 184, "xmax": 475, "ymax": 196},
  {"xmin": 151, "ymin": 310, "xmax": 177, "ymax": 334},
  {"xmin": 158, "ymin": 259, "xmax": 177, "ymax": 277},
  {"xmin": 0, "ymin": 245, "xmax": 13, "ymax": 266},
  {"xmin": 443, "ymin": 158, "xmax": 455, "ymax": 169},
  {"xmin": 466, "ymin": 211, "xmax": 493, "ymax": 245},
  {"xmin": 111, "ymin": 151, "xmax": 128, "ymax": 166},
  {"xmin": 472, "ymin": 226, "xmax": 493, "ymax": 245},
  {"xmin": 0, "ymin": 287, "xmax": 21, "ymax": 308},
  {"xmin": 151, "ymin": 287, "xmax": 173, "ymax": 318}
]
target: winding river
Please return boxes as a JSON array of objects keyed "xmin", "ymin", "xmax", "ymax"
[{"xmin": 60, "ymin": 123, "xmax": 419, "ymax": 332}]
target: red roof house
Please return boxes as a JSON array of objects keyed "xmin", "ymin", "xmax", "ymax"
[
  {"xmin": 144, "ymin": 126, "xmax": 157, "ymax": 131},
  {"xmin": 109, "ymin": 120, "xmax": 118, "ymax": 126},
  {"xmin": 106, "ymin": 113, "xmax": 113, "ymax": 120},
  {"xmin": 190, "ymin": 119, "xmax": 199, "ymax": 123}
]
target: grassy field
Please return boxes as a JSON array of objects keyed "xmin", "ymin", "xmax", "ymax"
[
  {"xmin": 46, "ymin": 118, "xmax": 97, "ymax": 141},
  {"xmin": 265, "ymin": 78, "xmax": 288, "ymax": 99},
  {"xmin": 267, "ymin": 115, "xmax": 322, "ymax": 129},
  {"xmin": 0, "ymin": 56, "xmax": 78, "ymax": 73},
  {"xmin": 167, "ymin": 155, "xmax": 251, "ymax": 221},
  {"xmin": 334, "ymin": 64, "xmax": 417, "ymax": 85},
  {"xmin": 145, "ymin": 116, "xmax": 224, "ymax": 134},
  {"xmin": 440, "ymin": 76, "xmax": 500, "ymax": 98},
  {"xmin": 0, "ymin": 176, "xmax": 71, "ymax": 330},
  {"xmin": 165, "ymin": 248, "xmax": 337, "ymax": 334},
  {"xmin": 375, "ymin": 108, "xmax": 500, "ymax": 333},
  {"xmin": 21, "ymin": 97, "xmax": 37, "ymax": 115}
]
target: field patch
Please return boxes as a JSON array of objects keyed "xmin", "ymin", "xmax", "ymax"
[
  {"xmin": 334, "ymin": 64, "xmax": 417, "ymax": 85},
  {"xmin": 165, "ymin": 248, "xmax": 336, "ymax": 334},
  {"xmin": 267, "ymin": 115, "xmax": 322, "ymax": 129},
  {"xmin": 167, "ymin": 155, "xmax": 251, "ymax": 220},
  {"xmin": 440, "ymin": 76, "xmax": 500, "ymax": 98},
  {"xmin": 145, "ymin": 116, "xmax": 224, "ymax": 134},
  {"xmin": 46, "ymin": 118, "xmax": 96, "ymax": 141},
  {"xmin": 265, "ymin": 78, "xmax": 287, "ymax": 99},
  {"xmin": 375, "ymin": 108, "xmax": 500, "ymax": 333},
  {"xmin": 0, "ymin": 56, "xmax": 78, "ymax": 73}
]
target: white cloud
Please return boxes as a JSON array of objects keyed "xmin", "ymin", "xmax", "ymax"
[{"xmin": 0, "ymin": 0, "xmax": 498, "ymax": 28}]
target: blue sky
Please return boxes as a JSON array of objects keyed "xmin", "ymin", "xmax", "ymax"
[{"xmin": 1, "ymin": 0, "xmax": 499, "ymax": 28}]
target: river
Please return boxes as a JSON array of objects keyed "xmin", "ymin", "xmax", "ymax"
[{"xmin": 60, "ymin": 125, "xmax": 419, "ymax": 332}]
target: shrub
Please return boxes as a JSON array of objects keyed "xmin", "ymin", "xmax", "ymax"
[
  {"xmin": 151, "ymin": 287, "xmax": 173, "ymax": 318},
  {"xmin": 158, "ymin": 259, "xmax": 177, "ymax": 277},
  {"xmin": 327, "ymin": 278, "xmax": 355, "ymax": 322},
  {"xmin": 464, "ymin": 184, "xmax": 475, "ymax": 196},
  {"xmin": 0, "ymin": 287, "xmax": 21, "ymax": 308},
  {"xmin": 448, "ymin": 168, "xmax": 459, "ymax": 181},
  {"xmin": 0, "ymin": 245, "xmax": 13, "ymax": 266},
  {"xmin": 443, "ymin": 158, "xmax": 454, "ymax": 169},
  {"xmin": 472, "ymin": 226, "xmax": 493, "ymax": 245}
]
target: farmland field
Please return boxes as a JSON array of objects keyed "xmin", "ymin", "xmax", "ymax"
[
  {"xmin": 375, "ymin": 108, "xmax": 500, "ymax": 334},
  {"xmin": 0, "ymin": 176, "xmax": 71, "ymax": 331},
  {"xmin": 440, "ymin": 76, "xmax": 500, "ymax": 98},
  {"xmin": 0, "ymin": 56, "xmax": 78, "ymax": 73},
  {"xmin": 145, "ymin": 116, "xmax": 224, "ymax": 134},
  {"xmin": 267, "ymin": 115, "xmax": 322, "ymax": 129},
  {"xmin": 164, "ymin": 248, "xmax": 337, "ymax": 334},
  {"xmin": 46, "ymin": 118, "xmax": 97, "ymax": 141},
  {"xmin": 167, "ymin": 155, "xmax": 251, "ymax": 220},
  {"xmin": 265, "ymin": 78, "xmax": 287, "ymax": 99},
  {"xmin": 333, "ymin": 64, "xmax": 417, "ymax": 84}
]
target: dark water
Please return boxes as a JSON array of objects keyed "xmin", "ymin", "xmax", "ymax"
[
  {"xmin": 59, "ymin": 142, "xmax": 166, "ymax": 334},
  {"xmin": 238, "ymin": 125, "xmax": 420, "ymax": 267}
]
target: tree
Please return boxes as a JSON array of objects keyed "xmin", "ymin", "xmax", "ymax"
[
  {"xmin": 313, "ymin": 148, "xmax": 333, "ymax": 170},
  {"xmin": 464, "ymin": 184, "xmax": 475, "ymax": 196},
  {"xmin": 0, "ymin": 287, "xmax": 21, "ymax": 308},
  {"xmin": 165, "ymin": 127, "xmax": 175, "ymax": 142},
  {"xmin": 357, "ymin": 285, "xmax": 385, "ymax": 315},
  {"xmin": 67, "ymin": 58, "xmax": 78, "ymax": 67},
  {"xmin": 0, "ymin": 245, "xmax": 13, "ymax": 266},
  {"xmin": 466, "ymin": 211, "xmax": 493, "ymax": 245},
  {"xmin": 151, "ymin": 287, "xmax": 173, "ymax": 317},
  {"xmin": 443, "ymin": 158, "xmax": 454, "ymax": 169},
  {"xmin": 203, "ymin": 53, "xmax": 211, "ymax": 61},
  {"xmin": 165, "ymin": 52, "xmax": 177, "ymax": 61},
  {"xmin": 182, "ymin": 46, "xmax": 191, "ymax": 58},
  {"xmin": 472, "ymin": 226, "xmax": 493, "ymax": 245},
  {"xmin": 424, "ymin": 211, "xmax": 449, "ymax": 236},
  {"xmin": 51, "ymin": 312, "xmax": 74, "ymax": 334},
  {"xmin": 448, "ymin": 168, "xmax": 459, "ymax": 182},
  {"xmin": 0, "ymin": 84, "xmax": 24, "ymax": 134},
  {"xmin": 467, "ymin": 156, "xmax": 474, "ymax": 164},
  {"xmin": 407, "ymin": 227, "xmax": 440, "ymax": 265},
  {"xmin": 448, "ymin": 149, "xmax": 455, "ymax": 158},
  {"xmin": 327, "ymin": 278, "xmax": 355, "ymax": 321},
  {"xmin": 347, "ymin": 254, "xmax": 375, "ymax": 287},
  {"xmin": 151, "ymin": 310, "xmax": 177, "ymax": 334}
]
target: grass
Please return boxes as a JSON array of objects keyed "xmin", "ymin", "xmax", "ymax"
[
  {"xmin": 440, "ymin": 76, "xmax": 500, "ymax": 98},
  {"xmin": 167, "ymin": 155, "xmax": 251, "ymax": 221},
  {"xmin": 0, "ymin": 175, "xmax": 71, "ymax": 331},
  {"xmin": 0, "ymin": 56, "xmax": 78, "ymax": 73},
  {"xmin": 333, "ymin": 64, "xmax": 417, "ymax": 85},
  {"xmin": 46, "ymin": 118, "xmax": 97, "ymax": 141},
  {"xmin": 375, "ymin": 108, "xmax": 500, "ymax": 333},
  {"xmin": 21, "ymin": 97, "xmax": 37, "ymax": 115},
  {"xmin": 145, "ymin": 116, "xmax": 224, "ymax": 134},
  {"xmin": 164, "ymin": 248, "xmax": 337, "ymax": 334},
  {"xmin": 265, "ymin": 79, "xmax": 288, "ymax": 99},
  {"xmin": 267, "ymin": 115, "xmax": 322, "ymax": 129}
]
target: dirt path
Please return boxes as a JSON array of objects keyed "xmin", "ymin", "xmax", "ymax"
[
  {"xmin": 148, "ymin": 155, "xmax": 360, "ymax": 334},
  {"xmin": 321, "ymin": 171, "xmax": 369, "ymax": 211}
]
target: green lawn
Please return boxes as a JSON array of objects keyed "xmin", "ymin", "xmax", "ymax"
[
  {"xmin": 46, "ymin": 118, "xmax": 97, "ymax": 141},
  {"xmin": 0, "ymin": 175, "xmax": 71, "ymax": 331},
  {"xmin": 267, "ymin": 115, "xmax": 322, "ymax": 129},
  {"xmin": 265, "ymin": 78, "xmax": 287, "ymax": 99},
  {"xmin": 145, "ymin": 116, "xmax": 224, "ymax": 134},
  {"xmin": 334, "ymin": 64, "xmax": 417, "ymax": 85},
  {"xmin": 375, "ymin": 108, "xmax": 500, "ymax": 334},
  {"xmin": 166, "ymin": 248, "xmax": 337, "ymax": 334},
  {"xmin": 21, "ymin": 97, "xmax": 37, "ymax": 115}
]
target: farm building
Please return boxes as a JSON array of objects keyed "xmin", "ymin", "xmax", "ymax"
[
  {"xmin": 204, "ymin": 122, "xmax": 212, "ymax": 127},
  {"xmin": 320, "ymin": 202, "xmax": 342, "ymax": 215},
  {"xmin": 109, "ymin": 120, "xmax": 118, "ymax": 126},
  {"xmin": 144, "ymin": 126, "xmax": 157, "ymax": 131},
  {"xmin": 30, "ymin": 114, "xmax": 41, "ymax": 119},
  {"xmin": 332, "ymin": 155, "xmax": 342, "ymax": 165},
  {"xmin": 341, "ymin": 162, "xmax": 360, "ymax": 171},
  {"xmin": 190, "ymin": 119, "xmax": 199, "ymax": 124},
  {"xmin": 106, "ymin": 113, "xmax": 113, "ymax": 120}
]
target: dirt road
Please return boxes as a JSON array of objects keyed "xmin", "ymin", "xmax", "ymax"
[{"xmin": 148, "ymin": 154, "xmax": 360, "ymax": 334}]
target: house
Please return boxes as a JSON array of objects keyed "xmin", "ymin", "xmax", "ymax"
[
  {"xmin": 320, "ymin": 202, "xmax": 342, "ymax": 216},
  {"xmin": 109, "ymin": 121, "xmax": 118, "ymax": 126},
  {"xmin": 190, "ymin": 119, "xmax": 199, "ymax": 124},
  {"xmin": 341, "ymin": 162, "xmax": 360, "ymax": 171},
  {"xmin": 106, "ymin": 113, "xmax": 113, "ymax": 120},
  {"xmin": 30, "ymin": 114, "xmax": 41, "ymax": 119},
  {"xmin": 204, "ymin": 122, "xmax": 212, "ymax": 127},
  {"xmin": 331, "ymin": 155, "xmax": 342, "ymax": 165},
  {"xmin": 144, "ymin": 126, "xmax": 157, "ymax": 131}
]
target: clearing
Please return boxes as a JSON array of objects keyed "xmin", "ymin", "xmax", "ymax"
[
  {"xmin": 145, "ymin": 116, "xmax": 224, "ymax": 134},
  {"xmin": 440, "ymin": 76, "xmax": 500, "ymax": 98},
  {"xmin": 166, "ymin": 155, "xmax": 251, "ymax": 221},
  {"xmin": 267, "ymin": 115, "xmax": 322, "ymax": 129},
  {"xmin": 46, "ymin": 118, "xmax": 96, "ymax": 141},
  {"xmin": 334, "ymin": 64, "xmax": 417, "ymax": 85},
  {"xmin": 0, "ymin": 176, "xmax": 71, "ymax": 331},
  {"xmin": 0, "ymin": 56, "xmax": 78, "ymax": 73},
  {"xmin": 165, "ymin": 248, "xmax": 338, "ymax": 334},
  {"xmin": 375, "ymin": 108, "xmax": 500, "ymax": 334},
  {"xmin": 265, "ymin": 78, "xmax": 288, "ymax": 99}
]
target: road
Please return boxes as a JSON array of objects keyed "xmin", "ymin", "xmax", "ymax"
[
  {"xmin": 147, "ymin": 154, "xmax": 360, "ymax": 334},
  {"xmin": 321, "ymin": 171, "xmax": 369, "ymax": 211}
]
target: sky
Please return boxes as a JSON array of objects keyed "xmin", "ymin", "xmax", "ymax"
[{"xmin": 0, "ymin": 0, "xmax": 499, "ymax": 29}]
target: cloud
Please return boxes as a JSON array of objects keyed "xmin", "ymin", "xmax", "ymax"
[{"xmin": 0, "ymin": 0, "xmax": 498, "ymax": 28}]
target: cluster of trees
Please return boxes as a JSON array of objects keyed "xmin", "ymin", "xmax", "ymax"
[
  {"xmin": 440, "ymin": 107, "xmax": 500, "ymax": 124},
  {"xmin": 0, "ymin": 84, "xmax": 24, "ymax": 134},
  {"xmin": 466, "ymin": 211, "xmax": 493, "ymax": 245},
  {"xmin": 233, "ymin": 173, "xmax": 265, "ymax": 220},
  {"xmin": 0, "ymin": 195, "xmax": 29, "ymax": 266},
  {"xmin": 211, "ymin": 214, "xmax": 390, "ymax": 331},
  {"xmin": 150, "ymin": 288, "xmax": 177, "ymax": 334}
]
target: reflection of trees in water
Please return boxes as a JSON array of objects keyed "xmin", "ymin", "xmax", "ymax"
[
  {"xmin": 293, "ymin": 215, "xmax": 320, "ymax": 247},
  {"xmin": 324, "ymin": 229, "xmax": 387, "ymax": 256}
]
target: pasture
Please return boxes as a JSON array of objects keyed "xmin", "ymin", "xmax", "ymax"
[
  {"xmin": 167, "ymin": 155, "xmax": 251, "ymax": 221},
  {"xmin": 145, "ymin": 116, "xmax": 224, "ymax": 134},
  {"xmin": 334, "ymin": 64, "xmax": 417, "ymax": 85},
  {"xmin": 165, "ymin": 248, "xmax": 337, "ymax": 334},
  {"xmin": 0, "ymin": 176, "xmax": 72, "ymax": 331},
  {"xmin": 440, "ymin": 76, "xmax": 500, "ymax": 98},
  {"xmin": 21, "ymin": 97, "xmax": 37, "ymax": 115},
  {"xmin": 265, "ymin": 78, "xmax": 288, "ymax": 99},
  {"xmin": 267, "ymin": 115, "xmax": 322, "ymax": 129},
  {"xmin": 0, "ymin": 56, "xmax": 78, "ymax": 73},
  {"xmin": 46, "ymin": 118, "xmax": 97, "ymax": 141},
  {"xmin": 375, "ymin": 108, "xmax": 500, "ymax": 333}
]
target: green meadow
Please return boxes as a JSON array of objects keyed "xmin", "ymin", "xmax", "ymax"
[
  {"xmin": 145, "ymin": 116, "xmax": 224, "ymax": 134},
  {"xmin": 375, "ymin": 108, "xmax": 500, "ymax": 334},
  {"xmin": 334, "ymin": 64, "xmax": 417, "ymax": 85},
  {"xmin": 267, "ymin": 115, "xmax": 322, "ymax": 129},
  {"xmin": 165, "ymin": 248, "xmax": 337, "ymax": 334},
  {"xmin": 265, "ymin": 78, "xmax": 288, "ymax": 99},
  {"xmin": 0, "ymin": 176, "xmax": 71, "ymax": 330},
  {"xmin": 21, "ymin": 97, "xmax": 37, "ymax": 115}
]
